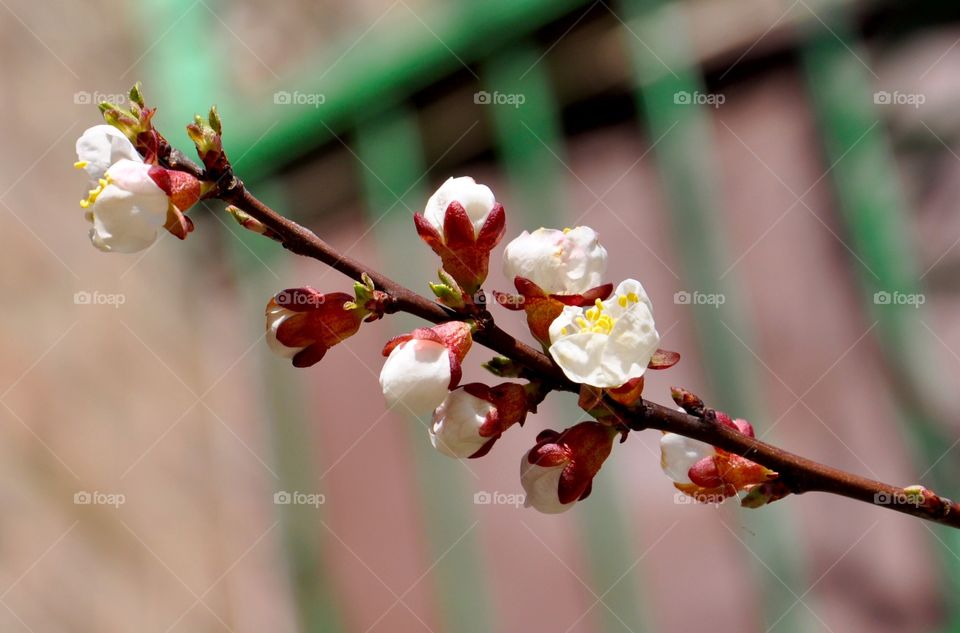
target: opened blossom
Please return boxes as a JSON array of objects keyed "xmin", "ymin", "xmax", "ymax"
[
  {"xmin": 502, "ymin": 226, "xmax": 607, "ymax": 295},
  {"xmin": 414, "ymin": 176, "xmax": 505, "ymax": 294},
  {"xmin": 520, "ymin": 422, "xmax": 615, "ymax": 514},
  {"xmin": 547, "ymin": 278, "xmax": 660, "ymax": 388},
  {"xmin": 380, "ymin": 322, "xmax": 472, "ymax": 413},
  {"xmin": 75, "ymin": 125, "xmax": 200, "ymax": 252},
  {"xmin": 430, "ymin": 382, "xmax": 528, "ymax": 458}
]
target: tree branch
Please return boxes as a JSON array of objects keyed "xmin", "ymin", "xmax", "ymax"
[{"xmin": 173, "ymin": 151, "xmax": 959, "ymax": 530}]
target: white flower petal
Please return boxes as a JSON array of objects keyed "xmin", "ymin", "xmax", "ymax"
[
  {"xmin": 380, "ymin": 340, "xmax": 452, "ymax": 413},
  {"xmin": 423, "ymin": 176, "xmax": 496, "ymax": 236},
  {"xmin": 548, "ymin": 331, "xmax": 611, "ymax": 386},
  {"xmin": 87, "ymin": 170, "xmax": 169, "ymax": 253},
  {"xmin": 602, "ymin": 304, "xmax": 659, "ymax": 381},
  {"xmin": 430, "ymin": 389, "xmax": 494, "ymax": 458},
  {"xmin": 660, "ymin": 433, "xmax": 716, "ymax": 484},
  {"xmin": 266, "ymin": 305, "xmax": 306, "ymax": 359},
  {"xmin": 519, "ymin": 461, "xmax": 574, "ymax": 514},
  {"xmin": 76, "ymin": 125, "xmax": 141, "ymax": 182},
  {"xmin": 502, "ymin": 227, "xmax": 607, "ymax": 295}
]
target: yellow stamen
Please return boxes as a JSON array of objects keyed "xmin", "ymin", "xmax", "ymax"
[
  {"xmin": 74, "ymin": 160, "xmax": 88, "ymax": 169},
  {"xmin": 618, "ymin": 292, "xmax": 641, "ymax": 308},
  {"xmin": 80, "ymin": 177, "xmax": 110, "ymax": 209},
  {"xmin": 562, "ymin": 227, "xmax": 572, "ymax": 234}
]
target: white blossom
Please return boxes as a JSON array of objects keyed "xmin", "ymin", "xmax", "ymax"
[
  {"xmin": 502, "ymin": 226, "xmax": 607, "ymax": 295},
  {"xmin": 547, "ymin": 278, "xmax": 659, "ymax": 388}
]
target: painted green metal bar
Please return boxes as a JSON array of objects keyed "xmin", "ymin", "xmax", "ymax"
[
  {"xmin": 211, "ymin": 0, "xmax": 594, "ymax": 180},
  {"xmin": 617, "ymin": 1, "xmax": 807, "ymax": 631},
  {"xmin": 354, "ymin": 106, "xmax": 496, "ymax": 633},
  {"xmin": 222, "ymin": 184, "xmax": 348, "ymax": 633},
  {"xmin": 145, "ymin": 1, "xmax": 348, "ymax": 630},
  {"xmin": 483, "ymin": 44, "xmax": 648, "ymax": 633},
  {"xmin": 483, "ymin": 46, "xmax": 566, "ymax": 221},
  {"xmin": 799, "ymin": 12, "xmax": 960, "ymax": 631}
]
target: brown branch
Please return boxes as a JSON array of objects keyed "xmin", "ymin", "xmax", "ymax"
[{"xmin": 169, "ymin": 150, "xmax": 960, "ymax": 530}]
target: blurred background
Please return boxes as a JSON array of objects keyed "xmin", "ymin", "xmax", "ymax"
[{"xmin": 3, "ymin": 0, "xmax": 960, "ymax": 631}]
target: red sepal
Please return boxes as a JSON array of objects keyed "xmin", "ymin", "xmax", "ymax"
[
  {"xmin": 525, "ymin": 422, "xmax": 615, "ymax": 505},
  {"xmin": 648, "ymin": 348, "xmax": 680, "ymax": 370}
]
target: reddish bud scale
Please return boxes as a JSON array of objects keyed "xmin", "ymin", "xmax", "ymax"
[
  {"xmin": 460, "ymin": 382, "xmax": 530, "ymax": 458},
  {"xmin": 147, "ymin": 166, "xmax": 202, "ymax": 211},
  {"xmin": 147, "ymin": 166, "xmax": 203, "ymax": 241},
  {"xmin": 414, "ymin": 201, "xmax": 505, "ymax": 295},
  {"xmin": 526, "ymin": 422, "xmax": 615, "ymax": 504},
  {"xmin": 272, "ymin": 288, "xmax": 366, "ymax": 367}
]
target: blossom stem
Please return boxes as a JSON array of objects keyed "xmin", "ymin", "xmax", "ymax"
[{"xmin": 168, "ymin": 150, "xmax": 960, "ymax": 530}]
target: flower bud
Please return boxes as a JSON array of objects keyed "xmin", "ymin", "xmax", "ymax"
[
  {"xmin": 430, "ymin": 382, "xmax": 528, "ymax": 458},
  {"xmin": 414, "ymin": 177, "xmax": 505, "ymax": 295},
  {"xmin": 660, "ymin": 415, "xmax": 776, "ymax": 504},
  {"xmin": 520, "ymin": 422, "xmax": 615, "ymax": 514},
  {"xmin": 659, "ymin": 433, "xmax": 716, "ymax": 485},
  {"xmin": 380, "ymin": 322, "xmax": 472, "ymax": 413},
  {"xmin": 503, "ymin": 226, "xmax": 607, "ymax": 295},
  {"xmin": 266, "ymin": 288, "xmax": 366, "ymax": 367}
]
